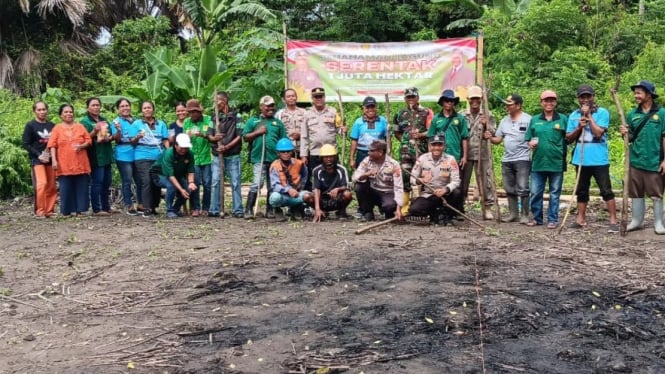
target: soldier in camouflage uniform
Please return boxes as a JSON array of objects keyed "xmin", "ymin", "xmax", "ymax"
[
  {"xmin": 301, "ymin": 87, "xmax": 345, "ymax": 190},
  {"xmin": 276, "ymin": 88, "xmax": 306, "ymax": 158},
  {"xmin": 461, "ymin": 85, "xmax": 496, "ymax": 220},
  {"xmin": 393, "ymin": 87, "xmax": 433, "ymax": 213}
]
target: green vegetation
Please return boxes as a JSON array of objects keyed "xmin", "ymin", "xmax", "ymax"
[{"xmin": 0, "ymin": 0, "xmax": 663, "ymax": 197}]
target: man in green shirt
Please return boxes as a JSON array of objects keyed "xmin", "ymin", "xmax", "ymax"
[
  {"xmin": 242, "ymin": 95, "xmax": 287, "ymax": 218},
  {"xmin": 427, "ymin": 89, "xmax": 468, "ymax": 215},
  {"xmin": 619, "ymin": 80, "xmax": 665, "ymax": 234},
  {"xmin": 149, "ymin": 134, "xmax": 197, "ymax": 218},
  {"xmin": 525, "ymin": 90, "xmax": 568, "ymax": 229},
  {"xmin": 182, "ymin": 99, "xmax": 214, "ymax": 216}
]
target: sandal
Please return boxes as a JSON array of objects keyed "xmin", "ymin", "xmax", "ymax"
[
  {"xmin": 526, "ymin": 220, "xmax": 540, "ymax": 227},
  {"xmin": 568, "ymin": 221, "xmax": 587, "ymax": 229},
  {"xmin": 547, "ymin": 222, "xmax": 558, "ymax": 229}
]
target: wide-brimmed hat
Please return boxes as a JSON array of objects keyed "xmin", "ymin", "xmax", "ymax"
[
  {"xmin": 630, "ymin": 80, "xmax": 659, "ymax": 98},
  {"xmin": 185, "ymin": 99, "xmax": 203, "ymax": 112},
  {"xmin": 438, "ymin": 89, "xmax": 459, "ymax": 105}
]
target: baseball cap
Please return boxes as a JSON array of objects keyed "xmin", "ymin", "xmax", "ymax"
[
  {"xmin": 175, "ymin": 133, "xmax": 192, "ymax": 148},
  {"xmin": 363, "ymin": 96, "xmax": 377, "ymax": 107},
  {"xmin": 576, "ymin": 84, "xmax": 595, "ymax": 97},
  {"xmin": 311, "ymin": 87, "xmax": 325, "ymax": 96},
  {"xmin": 260, "ymin": 95, "xmax": 275, "ymax": 106},
  {"xmin": 540, "ymin": 90, "xmax": 558, "ymax": 100},
  {"xmin": 404, "ymin": 87, "xmax": 419, "ymax": 97},
  {"xmin": 185, "ymin": 99, "xmax": 203, "ymax": 112},
  {"xmin": 429, "ymin": 135, "xmax": 446, "ymax": 144},
  {"xmin": 503, "ymin": 94, "xmax": 523, "ymax": 105},
  {"xmin": 466, "ymin": 86, "xmax": 483, "ymax": 99}
]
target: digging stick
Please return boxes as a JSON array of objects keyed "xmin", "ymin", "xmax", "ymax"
[
  {"xmin": 482, "ymin": 78, "xmax": 500, "ymax": 223},
  {"xmin": 214, "ymin": 88, "xmax": 225, "ymax": 218},
  {"xmin": 385, "ymin": 93, "xmax": 392, "ymax": 157},
  {"xmin": 610, "ymin": 78, "xmax": 630, "ymax": 236},
  {"xmin": 476, "ymin": 32, "xmax": 487, "ymax": 220},
  {"xmin": 354, "ymin": 217, "xmax": 399, "ymax": 235},
  {"xmin": 336, "ymin": 89, "xmax": 346, "ymax": 163},
  {"xmin": 401, "ymin": 168, "xmax": 486, "ymax": 229},
  {"xmin": 557, "ymin": 135, "xmax": 585, "ymax": 234},
  {"xmin": 253, "ymin": 134, "xmax": 266, "ymax": 219}
]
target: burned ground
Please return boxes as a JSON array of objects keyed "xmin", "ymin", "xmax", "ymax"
[{"xmin": 0, "ymin": 201, "xmax": 664, "ymax": 374}]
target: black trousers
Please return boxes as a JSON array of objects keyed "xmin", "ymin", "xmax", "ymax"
[
  {"xmin": 355, "ymin": 181, "xmax": 397, "ymax": 218},
  {"xmin": 304, "ymin": 155, "xmax": 323, "ymax": 191},
  {"xmin": 409, "ymin": 188, "xmax": 464, "ymax": 218}
]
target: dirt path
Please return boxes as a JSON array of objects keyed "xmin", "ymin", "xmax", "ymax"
[{"xmin": 0, "ymin": 202, "xmax": 664, "ymax": 374}]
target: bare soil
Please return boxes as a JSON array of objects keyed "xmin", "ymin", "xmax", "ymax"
[{"xmin": 1, "ymin": 198, "xmax": 664, "ymax": 374}]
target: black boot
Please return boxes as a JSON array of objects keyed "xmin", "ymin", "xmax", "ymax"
[
  {"xmin": 291, "ymin": 205, "xmax": 305, "ymax": 221},
  {"xmin": 265, "ymin": 199, "xmax": 275, "ymax": 219},
  {"xmin": 274, "ymin": 207, "xmax": 286, "ymax": 222},
  {"xmin": 245, "ymin": 191, "xmax": 257, "ymax": 219}
]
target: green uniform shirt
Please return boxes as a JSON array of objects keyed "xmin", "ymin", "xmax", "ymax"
[
  {"xmin": 183, "ymin": 116, "xmax": 213, "ymax": 166},
  {"xmin": 151, "ymin": 147, "xmax": 194, "ymax": 178},
  {"xmin": 626, "ymin": 106, "xmax": 665, "ymax": 172},
  {"xmin": 525, "ymin": 112, "xmax": 568, "ymax": 172},
  {"xmin": 242, "ymin": 116, "xmax": 286, "ymax": 164},
  {"xmin": 427, "ymin": 112, "xmax": 468, "ymax": 162},
  {"xmin": 80, "ymin": 114, "xmax": 114, "ymax": 167}
]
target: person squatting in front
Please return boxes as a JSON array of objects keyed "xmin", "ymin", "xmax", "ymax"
[
  {"xmin": 309, "ymin": 144, "xmax": 353, "ymax": 222},
  {"xmin": 149, "ymin": 134, "xmax": 197, "ymax": 218},
  {"xmin": 352, "ymin": 140, "xmax": 403, "ymax": 221},
  {"xmin": 268, "ymin": 138, "xmax": 313, "ymax": 221},
  {"xmin": 407, "ymin": 135, "xmax": 462, "ymax": 225}
]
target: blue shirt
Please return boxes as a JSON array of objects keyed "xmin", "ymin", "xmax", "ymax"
[
  {"xmin": 566, "ymin": 107, "xmax": 610, "ymax": 166},
  {"xmin": 111, "ymin": 116, "xmax": 138, "ymax": 162},
  {"xmin": 133, "ymin": 119, "xmax": 169, "ymax": 161},
  {"xmin": 350, "ymin": 116, "xmax": 388, "ymax": 151}
]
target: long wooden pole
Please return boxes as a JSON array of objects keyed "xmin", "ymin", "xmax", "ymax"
[
  {"xmin": 355, "ymin": 217, "xmax": 399, "ymax": 235},
  {"xmin": 475, "ymin": 32, "xmax": 487, "ymax": 219},
  {"xmin": 214, "ymin": 88, "xmax": 225, "ymax": 218},
  {"xmin": 282, "ymin": 21, "xmax": 288, "ymax": 90},
  {"xmin": 476, "ymin": 31, "xmax": 484, "ymax": 87},
  {"xmin": 336, "ymin": 89, "xmax": 346, "ymax": 163},
  {"xmin": 482, "ymin": 76, "xmax": 500, "ymax": 223},
  {"xmin": 253, "ymin": 134, "xmax": 266, "ymax": 219},
  {"xmin": 557, "ymin": 137, "xmax": 584, "ymax": 234},
  {"xmin": 385, "ymin": 93, "xmax": 392, "ymax": 157},
  {"xmin": 610, "ymin": 78, "xmax": 630, "ymax": 236}
]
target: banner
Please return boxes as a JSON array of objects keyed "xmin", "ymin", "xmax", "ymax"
[{"xmin": 286, "ymin": 38, "xmax": 477, "ymax": 103}]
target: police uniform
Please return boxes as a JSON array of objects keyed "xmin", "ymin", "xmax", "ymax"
[
  {"xmin": 352, "ymin": 154, "xmax": 404, "ymax": 220},
  {"xmin": 301, "ymin": 104, "xmax": 341, "ymax": 189},
  {"xmin": 276, "ymin": 107, "xmax": 306, "ymax": 157}
]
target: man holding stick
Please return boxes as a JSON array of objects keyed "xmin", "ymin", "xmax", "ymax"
[
  {"xmin": 407, "ymin": 135, "xmax": 462, "ymax": 225},
  {"xmin": 565, "ymin": 84, "xmax": 619, "ymax": 232},
  {"xmin": 461, "ymin": 85, "xmax": 496, "ymax": 219},
  {"xmin": 619, "ymin": 80, "xmax": 665, "ymax": 234}
]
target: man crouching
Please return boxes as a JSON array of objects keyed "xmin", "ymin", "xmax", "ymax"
[
  {"xmin": 408, "ymin": 135, "xmax": 462, "ymax": 225},
  {"xmin": 269, "ymin": 138, "xmax": 313, "ymax": 221}
]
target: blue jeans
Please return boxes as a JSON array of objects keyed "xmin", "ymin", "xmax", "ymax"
[
  {"xmin": 156, "ymin": 175, "xmax": 188, "ymax": 214},
  {"xmin": 211, "ymin": 155, "xmax": 243, "ymax": 215},
  {"xmin": 116, "ymin": 161, "xmax": 142, "ymax": 207},
  {"xmin": 90, "ymin": 165, "xmax": 112, "ymax": 212},
  {"xmin": 530, "ymin": 171, "xmax": 563, "ymax": 225},
  {"xmin": 192, "ymin": 164, "xmax": 211, "ymax": 211},
  {"xmin": 250, "ymin": 162, "xmax": 270, "ymax": 194},
  {"xmin": 269, "ymin": 190, "xmax": 310, "ymax": 208},
  {"xmin": 59, "ymin": 174, "xmax": 90, "ymax": 215}
]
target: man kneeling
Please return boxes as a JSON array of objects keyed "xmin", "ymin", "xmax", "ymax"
[
  {"xmin": 408, "ymin": 135, "xmax": 462, "ymax": 225},
  {"xmin": 352, "ymin": 140, "xmax": 403, "ymax": 221},
  {"xmin": 269, "ymin": 138, "xmax": 313, "ymax": 221},
  {"xmin": 310, "ymin": 144, "xmax": 353, "ymax": 222}
]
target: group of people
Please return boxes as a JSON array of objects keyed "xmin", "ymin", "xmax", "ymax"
[{"xmin": 21, "ymin": 82, "xmax": 665, "ymax": 233}]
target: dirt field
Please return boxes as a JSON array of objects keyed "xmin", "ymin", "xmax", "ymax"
[{"xmin": 1, "ymin": 198, "xmax": 664, "ymax": 374}]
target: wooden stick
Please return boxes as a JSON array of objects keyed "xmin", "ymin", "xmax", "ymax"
[
  {"xmin": 336, "ymin": 89, "xmax": 346, "ymax": 163},
  {"xmin": 385, "ymin": 93, "xmax": 392, "ymax": 156},
  {"xmin": 253, "ymin": 134, "xmax": 266, "ymax": 218},
  {"xmin": 214, "ymin": 88, "xmax": 225, "ymax": 218},
  {"xmin": 557, "ymin": 137, "xmax": 584, "ymax": 234},
  {"xmin": 282, "ymin": 21, "xmax": 288, "ymax": 90},
  {"xmin": 401, "ymin": 168, "xmax": 486, "ymax": 229},
  {"xmin": 355, "ymin": 217, "xmax": 399, "ymax": 235},
  {"xmin": 481, "ymin": 75, "xmax": 500, "ymax": 223},
  {"xmin": 475, "ymin": 32, "xmax": 487, "ymax": 220},
  {"xmin": 610, "ymin": 77, "xmax": 630, "ymax": 237}
]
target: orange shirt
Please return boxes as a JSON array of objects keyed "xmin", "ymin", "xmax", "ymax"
[{"xmin": 47, "ymin": 123, "xmax": 92, "ymax": 176}]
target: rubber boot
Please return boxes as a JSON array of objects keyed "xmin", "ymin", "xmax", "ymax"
[
  {"xmin": 654, "ymin": 199, "xmax": 665, "ymax": 234},
  {"xmin": 502, "ymin": 196, "xmax": 519, "ymax": 222},
  {"xmin": 245, "ymin": 191, "xmax": 257, "ymax": 219},
  {"xmin": 626, "ymin": 198, "xmax": 645, "ymax": 232},
  {"xmin": 401, "ymin": 192, "xmax": 411, "ymax": 216},
  {"xmin": 520, "ymin": 196, "xmax": 530, "ymax": 224},
  {"xmin": 265, "ymin": 199, "xmax": 275, "ymax": 219}
]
